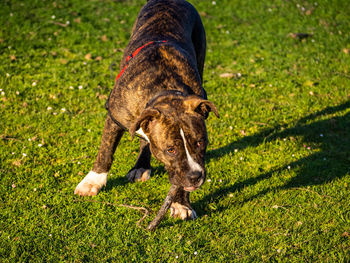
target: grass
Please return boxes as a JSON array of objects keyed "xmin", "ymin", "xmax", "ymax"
[{"xmin": 1, "ymin": 0, "xmax": 349, "ymax": 261}]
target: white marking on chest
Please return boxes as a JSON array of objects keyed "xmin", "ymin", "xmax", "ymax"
[
  {"xmin": 136, "ymin": 128, "xmax": 150, "ymax": 142},
  {"xmin": 180, "ymin": 128, "xmax": 202, "ymax": 172}
]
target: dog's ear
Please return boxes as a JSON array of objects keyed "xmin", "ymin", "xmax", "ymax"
[
  {"xmin": 183, "ymin": 96, "xmax": 219, "ymax": 119},
  {"xmin": 129, "ymin": 108, "xmax": 160, "ymax": 140}
]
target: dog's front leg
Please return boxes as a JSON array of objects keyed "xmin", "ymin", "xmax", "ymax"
[
  {"xmin": 126, "ymin": 139, "xmax": 152, "ymax": 182},
  {"xmin": 170, "ymin": 188, "xmax": 197, "ymax": 220},
  {"xmin": 74, "ymin": 115, "xmax": 125, "ymax": 196}
]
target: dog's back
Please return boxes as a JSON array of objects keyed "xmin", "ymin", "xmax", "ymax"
[
  {"xmin": 123, "ymin": 0, "xmax": 203, "ymax": 67},
  {"xmin": 108, "ymin": 0, "xmax": 207, "ymax": 125}
]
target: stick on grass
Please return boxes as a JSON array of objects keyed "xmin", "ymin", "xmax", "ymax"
[
  {"xmin": 72, "ymin": 185, "xmax": 180, "ymax": 230},
  {"xmin": 147, "ymin": 184, "xmax": 180, "ymax": 231},
  {"xmin": 72, "ymin": 197, "xmax": 150, "ymax": 228}
]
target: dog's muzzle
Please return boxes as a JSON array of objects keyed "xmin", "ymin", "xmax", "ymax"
[{"xmin": 184, "ymin": 171, "xmax": 205, "ymax": 192}]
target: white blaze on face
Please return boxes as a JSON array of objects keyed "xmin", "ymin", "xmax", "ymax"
[{"xmin": 180, "ymin": 128, "xmax": 203, "ymax": 172}]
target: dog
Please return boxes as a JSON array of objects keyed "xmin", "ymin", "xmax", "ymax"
[{"xmin": 74, "ymin": 0, "xmax": 219, "ymax": 220}]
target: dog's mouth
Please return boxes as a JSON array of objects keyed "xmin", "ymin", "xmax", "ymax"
[
  {"xmin": 184, "ymin": 186, "xmax": 198, "ymax": 192},
  {"xmin": 183, "ymin": 178, "xmax": 204, "ymax": 192}
]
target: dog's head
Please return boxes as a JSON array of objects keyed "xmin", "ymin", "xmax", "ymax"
[{"xmin": 130, "ymin": 93, "xmax": 219, "ymax": 192}]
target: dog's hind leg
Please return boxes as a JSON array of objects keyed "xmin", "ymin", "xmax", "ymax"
[
  {"xmin": 74, "ymin": 115, "xmax": 125, "ymax": 196},
  {"xmin": 126, "ymin": 139, "xmax": 152, "ymax": 182},
  {"xmin": 170, "ymin": 188, "xmax": 197, "ymax": 220}
]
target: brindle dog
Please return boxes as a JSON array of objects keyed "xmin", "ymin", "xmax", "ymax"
[{"xmin": 75, "ymin": 0, "xmax": 219, "ymax": 220}]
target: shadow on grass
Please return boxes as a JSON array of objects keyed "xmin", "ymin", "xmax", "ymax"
[
  {"xmin": 196, "ymin": 100, "xmax": 350, "ymax": 215},
  {"xmin": 105, "ymin": 176, "xmax": 129, "ymax": 191},
  {"xmin": 105, "ymin": 165, "xmax": 166, "ymax": 192}
]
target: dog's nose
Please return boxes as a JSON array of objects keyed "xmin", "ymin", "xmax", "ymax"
[{"xmin": 188, "ymin": 171, "xmax": 202, "ymax": 182}]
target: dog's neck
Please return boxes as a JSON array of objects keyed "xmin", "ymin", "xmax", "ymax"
[{"xmin": 145, "ymin": 90, "xmax": 189, "ymax": 108}]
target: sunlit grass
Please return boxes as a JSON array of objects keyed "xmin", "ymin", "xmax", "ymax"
[{"xmin": 1, "ymin": 0, "xmax": 349, "ymax": 261}]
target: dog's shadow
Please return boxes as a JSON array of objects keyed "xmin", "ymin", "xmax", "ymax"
[
  {"xmin": 105, "ymin": 176, "xmax": 129, "ymax": 190},
  {"xmin": 194, "ymin": 101, "xmax": 350, "ymax": 215},
  {"xmin": 105, "ymin": 165, "xmax": 166, "ymax": 191},
  {"xmin": 104, "ymin": 101, "xmax": 349, "ymax": 224}
]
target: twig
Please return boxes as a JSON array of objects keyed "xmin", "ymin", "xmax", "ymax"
[
  {"xmin": 1, "ymin": 135, "xmax": 20, "ymax": 141},
  {"xmin": 334, "ymin": 71, "xmax": 350, "ymax": 79},
  {"xmin": 72, "ymin": 197, "xmax": 150, "ymax": 228},
  {"xmin": 250, "ymin": 121, "xmax": 268, "ymax": 126},
  {"xmin": 272, "ymin": 205, "xmax": 289, "ymax": 210},
  {"xmin": 147, "ymin": 185, "xmax": 180, "ymax": 231},
  {"xmin": 72, "ymin": 184, "xmax": 180, "ymax": 230},
  {"xmin": 52, "ymin": 21, "xmax": 69, "ymax": 27},
  {"xmin": 290, "ymin": 187, "xmax": 333, "ymax": 199},
  {"xmin": 71, "ymin": 156, "xmax": 91, "ymax": 162}
]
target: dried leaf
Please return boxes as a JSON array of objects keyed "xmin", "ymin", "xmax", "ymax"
[
  {"xmin": 74, "ymin": 17, "xmax": 81, "ymax": 23},
  {"xmin": 342, "ymin": 232, "xmax": 349, "ymax": 237},
  {"xmin": 95, "ymin": 56, "xmax": 102, "ymax": 61},
  {"xmin": 101, "ymin": 35, "xmax": 108, "ymax": 42},
  {"xmin": 10, "ymin": 55, "xmax": 16, "ymax": 61},
  {"xmin": 12, "ymin": 160, "xmax": 21, "ymax": 167},
  {"xmin": 96, "ymin": 92, "xmax": 108, "ymax": 100},
  {"xmin": 59, "ymin": 59, "xmax": 68, "ymax": 64},
  {"xmin": 305, "ymin": 10, "xmax": 313, "ymax": 15},
  {"xmin": 240, "ymin": 130, "xmax": 247, "ymax": 136},
  {"xmin": 99, "ymin": 94, "xmax": 107, "ymax": 100},
  {"xmin": 84, "ymin": 53, "xmax": 92, "ymax": 60}
]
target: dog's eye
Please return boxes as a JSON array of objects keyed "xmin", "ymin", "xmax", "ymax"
[{"xmin": 167, "ymin": 147, "xmax": 177, "ymax": 155}]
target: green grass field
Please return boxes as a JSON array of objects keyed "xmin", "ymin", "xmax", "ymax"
[{"xmin": 1, "ymin": 0, "xmax": 349, "ymax": 261}]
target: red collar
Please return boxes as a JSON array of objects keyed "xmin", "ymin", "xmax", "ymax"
[{"xmin": 115, "ymin": 40, "xmax": 168, "ymax": 83}]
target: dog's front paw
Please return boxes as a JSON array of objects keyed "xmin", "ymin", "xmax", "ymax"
[
  {"xmin": 126, "ymin": 168, "xmax": 151, "ymax": 182},
  {"xmin": 170, "ymin": 202, "xmax": 197, "ymax": 220},
  {"xmin": 74, "ymin": 171, "xmax": 107, "ymax": 196}
]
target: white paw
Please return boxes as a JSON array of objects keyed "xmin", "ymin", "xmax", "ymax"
[
  {"xmin": 170, "ymin": 202, "xmax": 197, "ymax": 220},
  {"xmin": 74, "ymin": 171, "xmax": 107, "ymax": 196}
]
